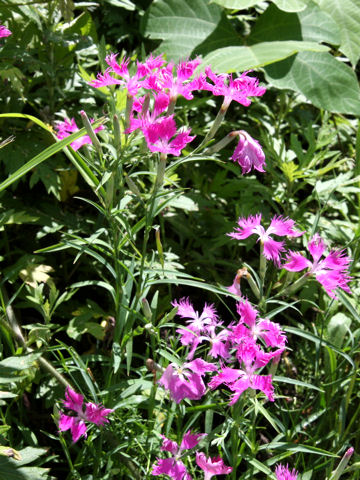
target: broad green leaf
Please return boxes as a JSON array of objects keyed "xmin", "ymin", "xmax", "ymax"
[
  {"xmin": 249, "ymin": 3, "xmax": 340, "ymax": 45},
  {"xmin": 272, "ymin": 0, "xmax": 309, "ymax": 11},
  {"xmin": 212, "ymin": 0, "xmax": 309, "ymax": 10},
  {"xmin": 265, "ymin": 52, "xmax": 360, "ymax": 115},
  {"xmin": 142, "ymin": 0, "xmax": 240, "ymax": 61},
  {"xmin": 202, "ymin": 41, "xmax": 328, "ymax": 72},
  {"xmin": 211, "ymin": 0, "xmax": 259, "ymax": 8},
  {"xmin": 315, "ymin": 0, "xmax": 360, "ymax": 65}
]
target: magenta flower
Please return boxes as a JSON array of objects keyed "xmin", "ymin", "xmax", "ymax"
[
  {"xmin": 208, "ymin": 338, "xmax": 283, "ymax": 404},
  {"xmin": 55, "ymin": 116, "xmax": 104, "ymax": 151},
  {"xmin": 275, "ymin": 464, "xmax": 298, "ymax": 480},
  {"xmin": 283, "ymin": 233, "xmax": 352, "ymax": 298},
  {"xmin": 143, "ymin": 115, "xmax": 195, "ymax": 156},
  {"xmin": 158, "ymin": 358, "xmax": 217, "ymax": 403},
  {"xmin": 231, "ymin": 130, "xmax": 265, "ymax": 174},
  {"xmin": 228, "ymin": 214, "xmax": 304, "ymax": 266},
  {"xmin": 230, "ymin": 300, "xmax": 286, "ymax": 349},
  {"xmin": 0, "ymin": 25, "xmax": 11, "ymax": 38},
  {"xmin": 204, "ymin": 67, "xmax": 266, "ymax": 108},
  {"xmin": 195, "ymin": 452, "xmax": 232, "ymax": 480},
  {"xmin": 59, "ymin": 387, "xmax": 112, "ymax": 443},
  {"xmin": 152, "ymin": 430, "xmax": 206, "ymax": 480}
]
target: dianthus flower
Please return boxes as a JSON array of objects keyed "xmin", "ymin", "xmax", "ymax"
[
  {"xmin": 228, "ymin": 214, "xmax": 304, "ymax": 266},
  {"xmin": 275, "ymin": 464, "xmax": 298, "ymax": 480},
  {"xmin": 195, "ymin": 452, "xmax": 232, "ymax": 480},
  {"xmin": 152, "ymin": 430, "xmax": 206, "ymax": 480},
  {"xmin": 59, "ymin": 387, "xmax": 112, "ymax": 443},
  {"xmin": 158, "ymin": 358, "xmax": 217, "ymax": 403},
  {"xmin": 209, "ymin": 338, "xmax": 283, "ymax": 404},
  {"xmin": 230, "ymin": 300, "xmax": 286, "ymax": 349},
  {"xmin": 231, "ymin": 130, "xmax": 266, "ymax": 174},
  {"xmin": 0, "ymin": 25, "xmax": 12, "ymax": 38},
  {"xmin": 55, "ymin": 117, "xmax": 104, "ymax": 151},
  {"xmin": 204, "ymin": 67, "xmax": 266, "ymax": 108},
  {"xmin": 283, "ymin": 233, "xmax": 352, "ymax": 298},
  {"xmin": 174, "ymin": 298, "xmax": 219, "ymax": 356},
  {"xmin": 142, "ymin": 115, "xmax": 195, "ymax": 156}
]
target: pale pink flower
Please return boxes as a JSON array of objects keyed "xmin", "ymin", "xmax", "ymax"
[
  {"xmin": 283, "ymin": 233, "xmax": 352, "ymax": 298},
  {"xmin": 204, "ymin": 67, "xmax": 266, "ymax": 108},
  {"xmin": 275, "ymin": 464, "xmax": 298, "ymax": 480},
  {"xmin": 142, "ymin": 115, "xmax": 195, "ymax": 156},
  {"xmin": 152, "ymin": 430, "xmax": 206, "ymax": 480},
  {"xmin": 158, "ymin": 358, "xmax": 217, "ymax": 403},
  {"xmin": 231, "ymin": 130, "xmax": 265, "ymax": 174},
  {"xmin": 195, "ymin": 452, "xmax": 232, "ymax": 480},
  {"xmin": 55, "ymin": 116, "xmax": 104, "ymax": 151},
  {"xmin": 0, "ymin": 25, "xmax": 11, "ymax": 38},
  {"xmin": 228, "ymin": 214, "xmax": 304, "ymax": 266},
  {"xmin": 59, "ymin": 387, "xmax": 112, "ymax": 443}
]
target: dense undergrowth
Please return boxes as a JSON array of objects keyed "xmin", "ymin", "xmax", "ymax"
[{"xmin": 0, "ymin": 1, "xmax": 359, "ymax": 479}]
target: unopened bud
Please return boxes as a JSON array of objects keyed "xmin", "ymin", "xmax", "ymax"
[
  {"xmin": 329, "ymin": 446, "xmax": 354, "ymax": 480},
  {"xmin": 142, "ymin": 298, "xmax": 152, "ymax": 320}
]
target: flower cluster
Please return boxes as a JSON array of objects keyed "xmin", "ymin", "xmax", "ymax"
[
  {"xmin": 152, "ymin": 430, "xmax": 232, "ymax": 480},
  {"xmin": 59, "ymin": 387, "xmax": 113, "ymax": 442},
  {"xmin": 228, "ymin": 215, "xmax": 352, "ymax": 298},
  {"xmin": 158, "ymin": 297, "xmax": 286, "ymax": 406},
  {"xmin": 283, "ymin": 233, "xmax": 352, "ymax": 298},
  {"xmin": 87, "ymin": 52, "xmax": 266, "ymax": 170}
]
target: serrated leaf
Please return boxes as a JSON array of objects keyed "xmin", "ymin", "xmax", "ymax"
[
  {"xmin": 202, "ymin": 41, "xmax": 328, "ymax": 72},
  {"xmin": 142, "ymin": 0, "xmax": 240, "ymax": 61},
  {"xmin": 265, "ymin": 51, "xmax": 360, "ymax": 115},
  {"xmin": 315, "ymin": 0, "xmax": 360, "ymax": 65}
]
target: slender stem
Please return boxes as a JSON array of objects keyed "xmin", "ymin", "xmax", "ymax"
[{"xmin": 280, "ymin": 273, "xmax": 309, "ymax": 297}]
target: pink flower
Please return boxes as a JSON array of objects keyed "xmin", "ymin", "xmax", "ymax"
[
  {"xmin": 0, "ymin": 25, "xmax": 11, "ymax": 38},
  {"xmin": 204, "ymin": 67, "xmax": 266, "ymax": 108},
  {"xmin": 208, "ymin": 338, "xmax": 283, "ymax": 404},
  {"xmin": 275, "ymin": 464, "xmax": 298, "ymax": 480},
  {"xmin": 152, "ymin": 430, "xmax": 206, "ymax": 480},
  {"xmin": 195, "ymin": 452, "xmax": 232, "ymax": 480},
  {"xmin": 283, "ymin": 233, "xmax": 352, "ymax": 298},
  {"xmin": 228, "ymin": 214, "xmax": 304, "ymax": 266},
  {"xmin": 174, "ymin": 298, "xmax": 219, "ymax": 356},
  {"xmin": 231, "ymin": 130, "xmax": 265, "ymax": 174},
  {"xmin": 55, "ymin": 116, "xmax": 104, "ymax": 151},
  {"xmin": 88, "ymin": 67, "xmax": 123, "ymax": 88},
  {"xmin": 158, "ymin": 358, "xmax": 217, "ymax": 403},
  {"xmin": 143, "ymin": 115, "xmax": 195, "ymax": 156},
  {"xmin": 59, "ymin": 387, "xmax": 113, "ymax": 443},
  {"xmin": 231, "ymin": 300, "xmax": 286, "ymax": 349}
]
